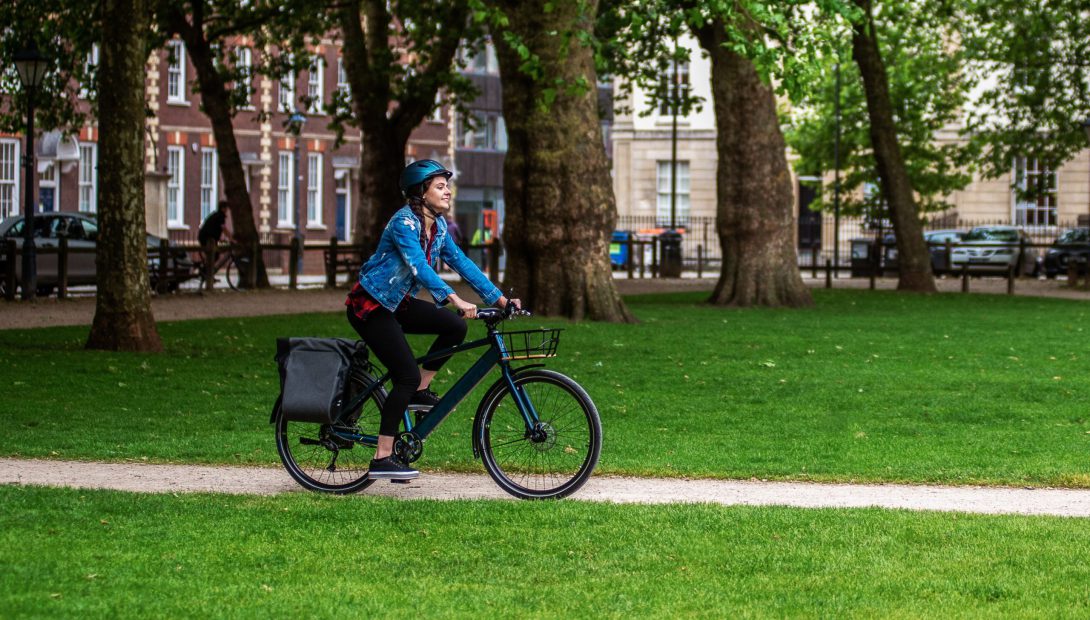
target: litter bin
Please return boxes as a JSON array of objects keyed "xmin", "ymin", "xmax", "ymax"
[
  {"xmin": 850, "ymin": 238, "xmax": 876, "ymax": 277},
  {"xmin": 609, "ymin": 230, "xmax": 629, "ymax": 270},
  {"xmin": 659, "ymin": 229, "xmax": 683, "ymax": 278}
]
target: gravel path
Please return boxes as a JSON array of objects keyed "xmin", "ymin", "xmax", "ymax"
[{"xmin": 4, "ymin": 458, "xmax": 1090, "ymax": 517}]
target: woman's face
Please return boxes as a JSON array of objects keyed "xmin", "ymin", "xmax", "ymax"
[{"xmin": 423, "ymin": 177, "xmax": 452, "ymax": 213}]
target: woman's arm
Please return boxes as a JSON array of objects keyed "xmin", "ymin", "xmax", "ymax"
[{"xmin": 439, "ymin": 235, "xmax": 502, "ymax": 305}]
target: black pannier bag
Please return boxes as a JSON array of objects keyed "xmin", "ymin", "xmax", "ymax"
[{"xmin": 275, "ymin": 338, "xmax": 366, "ymax": 424}]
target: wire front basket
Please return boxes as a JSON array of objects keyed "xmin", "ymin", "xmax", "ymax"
[{"xmin": 499, "ymin": 328, "xmax": 562, "ymax": 361}]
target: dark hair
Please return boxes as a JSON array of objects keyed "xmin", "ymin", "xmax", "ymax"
[
  {"xmin": 406, "ymin": 177, "xmax": 436, "ymax": 248},
  {"xmin": 217, "ymin": 200, "xmax": 229, "ymax": 211}
]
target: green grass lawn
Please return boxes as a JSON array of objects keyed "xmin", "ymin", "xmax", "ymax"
[
  {"xmin": 3, "ymin": 485, "xmax": 1090, "ymax": 618},
  {"xmin": 2, "ymin": 289, "xmax": 1089, "ymax": 487}
]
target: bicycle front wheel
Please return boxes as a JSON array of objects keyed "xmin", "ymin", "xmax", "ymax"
[
  {"xmin": 274, "ymin": 368, "xmax": 385, "ymax": 494},
  {"xmin": 224, "ymin": 256, "xmax": 241, "ymax": 291},
  {"xmin": 478, "ymin": 369, "xmax": 601, "ymax": 500}
]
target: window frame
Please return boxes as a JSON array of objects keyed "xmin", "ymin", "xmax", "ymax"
[
  {"xmin": 78, "ymin": 143, "xmax": 98, "ymax": 213},
  {"xmin": 306, "ymin": 152, "xmax": 323, "ymax": 226},
  {"xmin": 200, "ymin": 147, "xmax": 219, "ymax": 221},
  {"xmin": 167, "ymin": 40, "xmax": 188, "ymax": 104},
  {"xmin": 278, "ymin": 151, "xmax": 294, "ymax": 227},
  {"xmin": 655, "ymin": 160, "xmax": 691, "ymax": 226},
  {"xmin": 0, "ymin": 140, "xmax": 19, "ymax": 219},
  {"xmin": 166, "ymin": 146, "xmax": 186, "ymax": 227}
]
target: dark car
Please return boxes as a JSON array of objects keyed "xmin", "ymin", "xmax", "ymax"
[
  {"xmin": 880, "ymin": 229, "xmax": 965, "ymax": 275},
  {"xmin": 1043, "ymin": 227, "xmax": 1089, "ymax": 278},
  {"xmin": 0, "ymin": 212, "xmax": 195, "ymax": 295}
]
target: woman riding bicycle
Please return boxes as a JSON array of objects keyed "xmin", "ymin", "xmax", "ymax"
[{"xmin": 346, "ymin": 159, "xmax": 519, "ymax": 481}]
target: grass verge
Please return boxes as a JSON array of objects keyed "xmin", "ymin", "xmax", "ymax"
[
  {"xmin": 3, "ymin": 485, "xmax": 1090, "ymax": 618},
  {"xmin": 1, "ymin": 289, "xmax": 1088, "ymax": 487}
]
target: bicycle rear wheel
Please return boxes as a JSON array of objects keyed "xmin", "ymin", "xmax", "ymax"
[
  {"xmin": 274, "ymin": 367, "xmax": 385, "ymax": 493},
  {"xmin": 478, "ymin": 369, "xmax": 601, "ymax": 500}
]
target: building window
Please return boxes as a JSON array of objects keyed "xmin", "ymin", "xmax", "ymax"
[
  {"xmin": 307, "ymin": 56, "xmax": 324, "ymax": 113},
  {"xmin": 79, "ymin": 44, "xmax": 99, "ymax": 99},
  {"xmin": 200, "ymin": 148, "xmax": 218, "ymax": 221},
  {"xmin": 79, "ymin": 144, "xmax": 98, "ymax": 213},
  {"xmin": 460, "ymin": 42, "xmax": 497, "ymax": 75},
  {"xmin": 278, "ymin": 151, "xmax": 293, "ymax": 226},
  {"xmin": 167, "ymin": 40, "xmax": 187, "ymax": 103},
  {"xmin": 307, "ymin": 153, "xmax": 323, "ymax": 225},
  {"xmin": 279, "ymin": 55, "xmax": 296, "ymax": 112},
  {"xmin": 1014, "ymin": 157, "xmax": 1057, "ymax": 227},
  {"xmin": 658, "ymin": 60, "xmax": 690, "ymax": 116},
  {"xmin": 656, "ymin": 160, "xmax": 690, "ymax": 226},
  {"xmin": 166, "ymin": 146, "xmax": 185, "ymax": 226},
  {"xmin": 0, "ymin": 140, "xmax": 18, "ymax": 219},
  {"xmin": 337, "ymin": 57, "xmax": 350, "ymax": 100},
  {"xmin": 457, "ymin": 113, "xmax": 506, "ymax": 151},
  {"xmin": 236, "ymin": 47, "xmax": 253, "ymax": 107}
]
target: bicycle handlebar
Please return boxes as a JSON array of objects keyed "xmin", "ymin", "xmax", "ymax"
[{"xmin": 460, "ymin": 306, "xmax": 532, "ymax": 321}]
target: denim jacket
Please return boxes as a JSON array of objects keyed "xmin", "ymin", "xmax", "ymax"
[{"xmin": 357, "ymin": 206, "xmax": 501, "ymax": 311}]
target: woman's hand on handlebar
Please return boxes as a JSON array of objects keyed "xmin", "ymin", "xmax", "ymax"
[
  {"xmin": 448, "ymin": 294, "xmax": 478, "ymax": 319},
  {"xmin": 498, "ymin": 296, "xmax": 522, "ymax": 313}
]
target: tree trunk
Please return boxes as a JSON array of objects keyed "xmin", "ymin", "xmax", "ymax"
[
  {"xmin": 176, "ymin": 14, "xmax": 269, "ymax": 288},
  {"xmin": 339, "ymin": 0, "xmax": 434, "ymax": 255},
  {"xmin": 489, "ymin": 0, "xmax": 634, "ymax": 322},
  {"xmin": 87, "ymin": 0, "xmax": 162, "ymax": 352},
  {"xmin": 692, "ymin": 18, "xmax": 812, "ymax": 308},
  {"xmin": 851, "ymin": 0, "xmax": 936, "ymax": 292}
]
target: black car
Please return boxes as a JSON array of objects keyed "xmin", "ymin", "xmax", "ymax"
[
  {"xmin": 0, "ymin": 212, "xmax": 195, "ymax": 295},
  {"xmin": 880, "ymin": 229, "xmax": 966, "ymax": 274},
  {"xmin": 1043, "ymin": 227, "xmax": 1089, "ymax": 278}
]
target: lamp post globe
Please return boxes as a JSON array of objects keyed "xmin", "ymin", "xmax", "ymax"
[{"xmin": 13, "ymin": 40, "xmax": 50, "ymax": 301}]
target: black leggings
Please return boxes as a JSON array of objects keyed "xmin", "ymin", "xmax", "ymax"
[{"xmin": 346, "ymin": 299, "xmax": 467, "ymax": 436}]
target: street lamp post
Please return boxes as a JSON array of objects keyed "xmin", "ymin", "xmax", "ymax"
[
  {"xmin": 14, "ymin": 41, "xmax": 50, "ymax": 301},
  {"xmin": 285, "ymin": 111, "xmax": 306, "ymax": 276}
]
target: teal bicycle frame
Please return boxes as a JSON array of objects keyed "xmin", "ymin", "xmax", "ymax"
[{"xmin": 328, "ymin": 324, "xmax": 542, "ymax": 448}]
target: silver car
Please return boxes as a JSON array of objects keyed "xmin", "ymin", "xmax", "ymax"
[
  {"xmin": 950, "ymin": 226, "xmax": 1039, "ymax": 276},
  {"xmin": 0, "ymin": 212, "xmax": 195, "ymax": 295}
]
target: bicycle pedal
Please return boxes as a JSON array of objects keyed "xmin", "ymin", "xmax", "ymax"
[
  {"xmin": 406, "ymin": 404, "xmax": 431, "ymax": 412},
  {"xmin": 390, "ymin": 479, "xmax": 413, "ymax": 485}
]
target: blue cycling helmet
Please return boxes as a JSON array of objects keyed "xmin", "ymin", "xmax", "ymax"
[{"xmin": 399, "ymin": 159, "xmax": 453, "ymax": 197}]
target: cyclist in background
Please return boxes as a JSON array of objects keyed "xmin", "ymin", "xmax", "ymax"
[
  {"xmin": 198, "ymin": 201, "xmax": 231, "ymax": 271},
  {"xmin": 345, "ymin": 160, "xmax": 519, "ymax": 481}
]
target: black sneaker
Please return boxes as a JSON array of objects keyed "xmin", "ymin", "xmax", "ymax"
[
  {"xmin": 409, "ymin": 388, "xmax": 441, "ymax": 408},
  {"xmin": 368, "ymin": 455, "xmax": 419, "ymax": 481}
]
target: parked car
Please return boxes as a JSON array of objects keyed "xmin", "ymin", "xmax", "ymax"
[
  {"xmin": 878, "ymin": 230, "xmax": 966, "ymax": 275},
  {"xmin": 1042, "ymin": 227, "xmax": 1089, "ymax": 278},
  {"xmin": 0, "ymin": 212, "xmax": 195, "ymax": 295},
  {"xmin": 949, "ymin": 225, "xmax": 1039, "ymax": 276}
]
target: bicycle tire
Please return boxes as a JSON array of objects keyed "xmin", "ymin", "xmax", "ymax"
[
  {"xmin": 224, "ymin": 256, "xmax": 241, "ymax": 291},
  {"xmin": 477, "ymin": 369, "xmax": 601, "ymax": 500},
  {"xmin": 274, "ymin": 367, "xmax": 385, "ymax": 494}
]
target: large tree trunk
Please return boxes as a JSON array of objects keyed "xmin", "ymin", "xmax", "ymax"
[
  {"xmin": 489, "ymin": 0, "xmax": 634, "ymax": 322},
  {"xmin": 355, "ymin": 123, "xmax": 407, "ymax": 252},
  {"xmin": 175, "ymin": 12, "xmax": 269, "ymax": 288},
  {"xmin": 851, "ymin": 0, "xmax": 936, "ymax": 292},
  {"xmin": 339, "ymin": 0, "xmax": 461, "ymax": 254},
  {"xmin": 87, "ymin": 0, "xmax": 162, "ymax": 352},
  {"xmin": 692, "ymin": 18, "xmax": 812, "ymax": 308}
]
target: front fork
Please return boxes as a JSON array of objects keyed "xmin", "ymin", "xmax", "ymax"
[{"xmin": 500, "ymin": 361, "xmax": 542, "ymax": 430}]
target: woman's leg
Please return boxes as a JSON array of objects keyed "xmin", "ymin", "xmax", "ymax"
[
  {"xmin": 346, "ymin": 307, "xmax": 419, "ymax": 459},
  {"xmin": 397, "ymin": 297, "xmax": 468, "ymax": 389}
]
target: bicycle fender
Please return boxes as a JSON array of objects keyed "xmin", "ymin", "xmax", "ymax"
[{"xmin": 471, "ymin": 364, "xmax": 545, "ymax": 459}]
